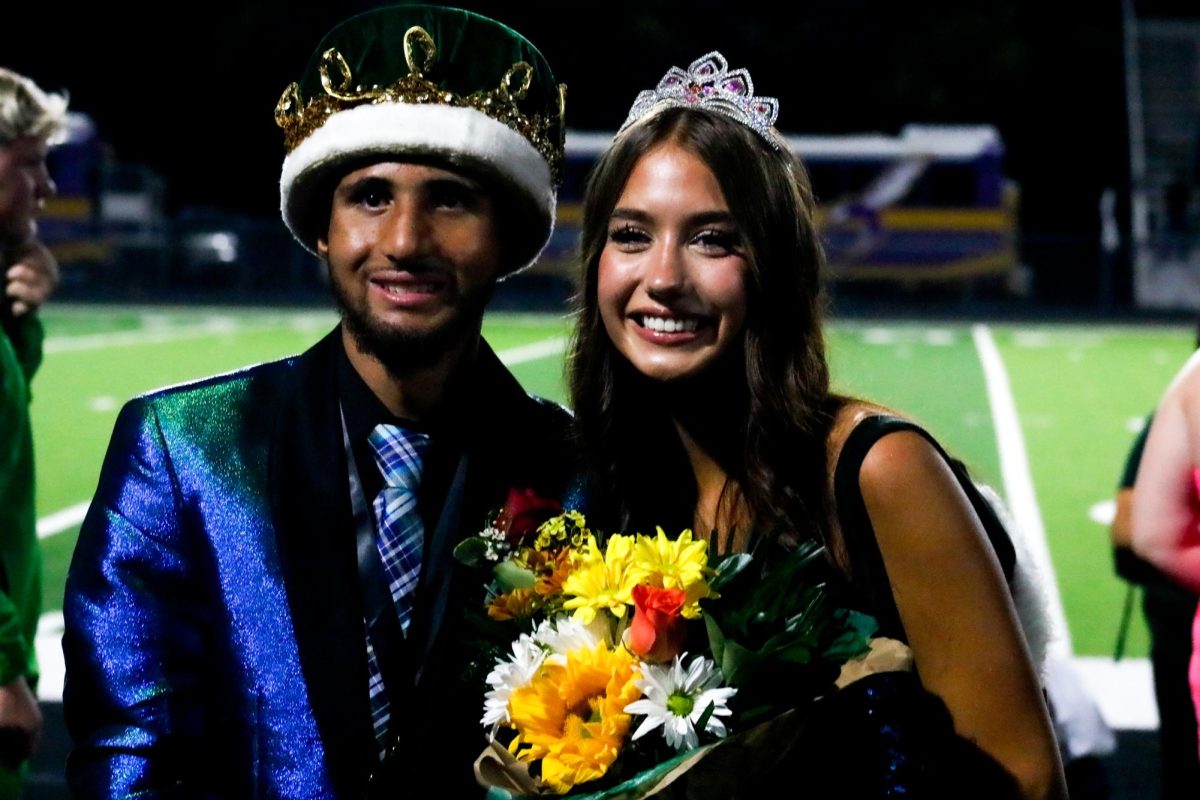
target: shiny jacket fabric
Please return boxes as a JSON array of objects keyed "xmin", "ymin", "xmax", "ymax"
[{"xmin": 63, "ymin": 330, "xmax": 575, "ymax": 798}]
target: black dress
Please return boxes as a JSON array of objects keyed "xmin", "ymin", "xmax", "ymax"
[{"xmin": 718, "ymin": 415, "xmax": 1024, "ymax": 799}]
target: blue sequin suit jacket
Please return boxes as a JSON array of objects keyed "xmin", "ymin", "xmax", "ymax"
[{"xmin": 62, "ymin": 330, "xmax": 575, "ymax": 799}]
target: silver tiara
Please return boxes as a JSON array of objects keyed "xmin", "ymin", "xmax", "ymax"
[{"xmin": 618, "ymin": 52, "xmax": 781, "ymax": 148}]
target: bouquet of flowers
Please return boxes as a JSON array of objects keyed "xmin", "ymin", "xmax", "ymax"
[{"xmin": 453, "ymin": 489, "xmax": 913, "ymax": 798}]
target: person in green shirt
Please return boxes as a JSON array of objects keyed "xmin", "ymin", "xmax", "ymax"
[{"xmin": 0, "ymin": 66, "xmax": 64, "ymax": 795}]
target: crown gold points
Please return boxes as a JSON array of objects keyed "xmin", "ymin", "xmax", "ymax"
[
  {"xmin": 275, "ymin": 26, "xmax": 566, "ymax": 185},
  {"xmin": 619, "ymin": 51, "xmax": 781, "ymax": 149}
]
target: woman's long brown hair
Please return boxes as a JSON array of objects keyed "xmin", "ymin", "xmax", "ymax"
[{"xmin": 568, "ymin": 107, "xmax": 838, "ymax": 548}]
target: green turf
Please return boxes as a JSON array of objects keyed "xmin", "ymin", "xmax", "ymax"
[
  {"xmin": 996, "ymin": 324, "xmax": 1192, "ymax": 657},
  {"xmin": 828, "ymin": 323, "xmax": 1001, "ymax": 487},
  {"xmin": 27, "ymin": 307, "xmax": 1192, "ymax": 660},
  {"xmin": 482, "ymin": 312, "xmax": 573, "ymax": 405}
]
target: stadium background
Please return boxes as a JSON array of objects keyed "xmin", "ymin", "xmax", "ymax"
[{"xmin": 5, "ymin": 1, "xmax": 1200, "ymax": 796}]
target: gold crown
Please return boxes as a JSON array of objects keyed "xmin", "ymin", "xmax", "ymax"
[{"xmin": 275, "ymin": 26, "xmax": 567, "ymax": 184}]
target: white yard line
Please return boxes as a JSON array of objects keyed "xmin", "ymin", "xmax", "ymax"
[
  {"xmin": 44, "ymin": 310, "xmax": 341, "ymax": 354},
  {"xmin": 1073, "ymin": 655, "xmax": 1158, "ymax": 731},
  {"xmin": 35, "ymin": 611, "xmax": 64, "ymax": 702},
  {"xmin": 496, "ymin": 336, "xmax": 568, "ymax": 365},
  {"xmin": 37, "ymin": 502, "xmax": 90, "ymax": 539},
  {"xmin": 49, "ymin": 320, "xmax": 565, "ymax": 359},
  {"xmin": 971, "ymin": 324, "xmax": 1073, "ymax": 658},
  {"xmin": 46, "ymin": 319, "xmax": 262, "ymax": 353}
]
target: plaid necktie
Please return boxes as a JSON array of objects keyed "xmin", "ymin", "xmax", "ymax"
[{"xmin": 365, "ymin": 423, "xmax": 430, "ymax": 749}]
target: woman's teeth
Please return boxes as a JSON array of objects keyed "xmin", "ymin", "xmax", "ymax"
[{"xmin": 641, "ymin": 315, "xmax": 699, "ymax": 333}]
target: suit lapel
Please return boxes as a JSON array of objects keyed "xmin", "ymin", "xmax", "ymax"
[
  {"xmin": 409, "ymin": 452, "xmax": 468, "ymax": 684},
  {"xmin": 269, "ymin": 329, "xmax": 376, "ymax": 796},
  {"xmin": 410, "ymin": 342, "xmax": 543, "ymax": 687}
]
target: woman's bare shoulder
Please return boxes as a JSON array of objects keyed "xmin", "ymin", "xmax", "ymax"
[{"xmin": 824, "ymin": 399, "xmax": 913, "ymax": 476}]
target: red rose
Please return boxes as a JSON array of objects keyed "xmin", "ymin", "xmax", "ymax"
[
  {"xmin": 496, "ymin": 487, "xmax": 562, "ymax": 544},
  {"xmin": 627, "ymin": 584, "xmax": 688, "ymax": 663}
]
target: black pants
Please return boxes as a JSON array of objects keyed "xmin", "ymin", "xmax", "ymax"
[{"xmin": 1144, "ymin": 583, "xmax": 1200, "ymax": 800}]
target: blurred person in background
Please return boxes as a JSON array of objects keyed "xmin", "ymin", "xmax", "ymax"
[
  {"xmin": 1132, "ymin": 347, "xmax": 1200, "ymax": 775},
  {"xmin": 0, "ymin": 66, "xmax": 65, "ymax": 797},
  {"xmin": 1113, "ymin": 411, "xmax": 1200, "ymax": 797},
  {"xmin": 1111, "ymin": 341, "xmax": 1200, "ymax": 799}
]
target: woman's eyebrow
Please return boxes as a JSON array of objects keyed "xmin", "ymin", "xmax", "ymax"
[
  {"xmin": 609, "ymin": 207, "xmax": 652, "ymax": 223},
  {"xmin": 608, "ymin": 208, "xmax": 734, "ymax": 226}
]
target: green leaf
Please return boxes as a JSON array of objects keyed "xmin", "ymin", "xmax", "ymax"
[
  {"xmin": 693, "ymin": 701, "xmax": 716, "ymax": 736},
  {"xmin": 453, "ymin": 537, "xmax": 493, "ymax": 568},
  {"xmin": 704, "ymin": 615, "xmax": 728, "ymax": 672},
  {"xmin": 718, "ymin": 639, "xmax": 762, "ymax": 686},
  {"xmin": 708, "ymin": 553, "xmax": 754, "ymax": 593},
  {"xmin": 494, "ymin": 560, "xmax": 537, "ymax": 591}
]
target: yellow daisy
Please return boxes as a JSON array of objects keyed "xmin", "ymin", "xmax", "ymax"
[
  {"xmin": 487, "ymin": 588, "xmax": 538, "ymax": 622},
  {"xmin": 531, "ymin": 548, "xmax": 574, "ymax": 599},
  {"xmin": 632, "ymin": 527, "xmax": 713, "ymax": 618},
  {"xmin": 562, "ymin": 534, "xmax": 644, "ymax": 624}
]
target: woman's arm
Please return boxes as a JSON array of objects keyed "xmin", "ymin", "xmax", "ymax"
[
  {"xmin": 1132, "ymin": 355, "xmax": 1200, "ymax": 592},
  {"xmin": 858, "ymin": 430, "xmax": 1066, "ymax": 800}
]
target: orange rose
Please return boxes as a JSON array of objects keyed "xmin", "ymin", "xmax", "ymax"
[{"xmin": 626, "ymin": 584, "xmax": 688, "ymax": 663}]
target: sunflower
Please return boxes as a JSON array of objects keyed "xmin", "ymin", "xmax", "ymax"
[{"xmin": 507, "ymin": 642, "xmax": 642, "ymax": 793}]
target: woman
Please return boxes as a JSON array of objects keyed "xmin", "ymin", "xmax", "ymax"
[
  {"xmin": 1132, "ymin": 350, "xmax": 1200, "ymax": 761},
  {"xmin": 568, "ymin": 53, "xmax": 1065, "ymax": 798}
]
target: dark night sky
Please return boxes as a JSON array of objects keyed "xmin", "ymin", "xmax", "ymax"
[
  {"xmin": 1, "ymin": 2, "xmax": 1123, "ymax": 207},
  {"xmin": 5, "ymin": 0, "xmax": 1190, "ymax": 301}
]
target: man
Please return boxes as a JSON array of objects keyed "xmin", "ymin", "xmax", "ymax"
[
  {"xmin": 0, "ymin": 67, "xmax": 65, "ymax": 797},
  {"xmin": 63, "ymin": 7, "xmax": 572, "ymax": 797}
]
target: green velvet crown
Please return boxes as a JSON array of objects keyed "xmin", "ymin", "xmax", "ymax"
[{"xmin": 276, "ymin": 4, "xmax": 566, "ymax": 183}]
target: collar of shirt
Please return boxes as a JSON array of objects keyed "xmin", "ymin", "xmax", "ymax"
[{"xmin": 336, "ymin": 338, "xmax": 466, "ymax": 519}]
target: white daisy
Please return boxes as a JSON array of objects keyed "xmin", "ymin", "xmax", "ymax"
[
  {"xmin": 481, "ymin": 632, "xmax": 546, "ymax": 729},
  {"xmin": 624, "ymin": 654, "xmax": 736, "ymax": 752},
  {"xmin": 534, "ymin": 615, "xmax": 607, "ymax": 663}
]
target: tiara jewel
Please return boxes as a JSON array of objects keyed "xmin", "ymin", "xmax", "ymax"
[{"xmin": 618, "ymin": 51, "xmax": 780, "ymax": 148}]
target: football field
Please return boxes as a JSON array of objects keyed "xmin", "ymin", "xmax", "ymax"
[{"xmin": 28, "ymin": 305, "xmax": 1193, "ymax": 728}]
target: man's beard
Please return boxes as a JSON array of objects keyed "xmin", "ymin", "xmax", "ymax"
[{"xmin": 333, "ymin": 275, "xmax": 495, "ymax": 379}]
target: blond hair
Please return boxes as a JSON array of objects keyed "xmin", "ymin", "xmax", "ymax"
[{"xmin": 0, "ymin": 67, "xmax": 68, "ymax": 145}]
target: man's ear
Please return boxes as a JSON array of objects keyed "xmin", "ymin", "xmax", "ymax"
[{"xmin": 316, "ymin": 238, "xmax": 329, "ymax": 259}]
